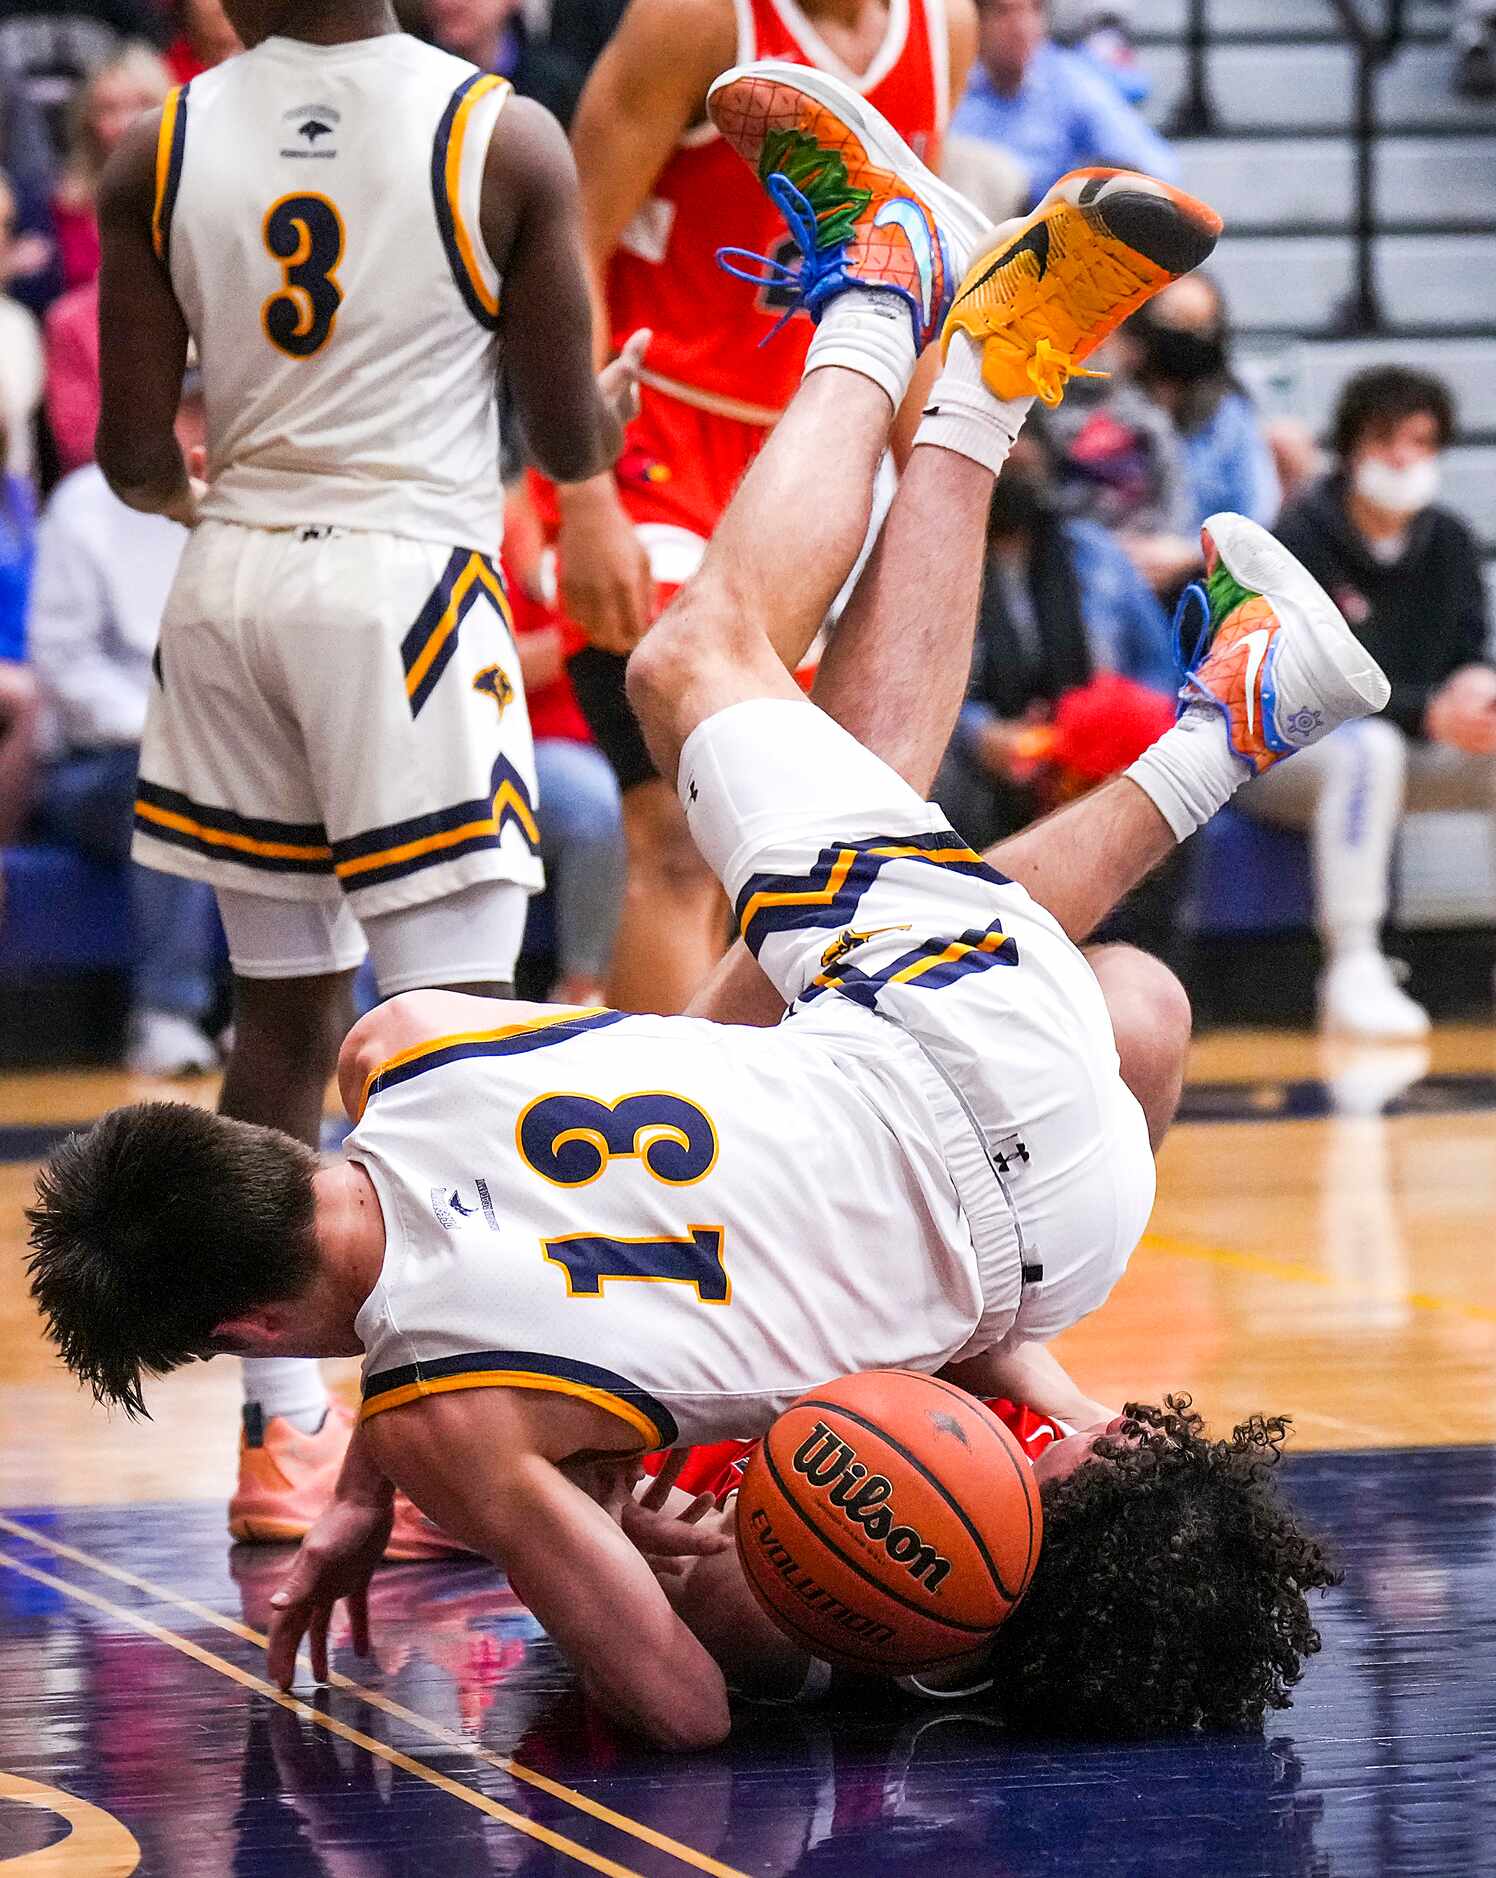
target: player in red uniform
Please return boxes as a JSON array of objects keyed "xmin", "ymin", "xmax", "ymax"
[{"xmin": 532, "ymin": 0, "xmax": 976, "ymax": 1014}]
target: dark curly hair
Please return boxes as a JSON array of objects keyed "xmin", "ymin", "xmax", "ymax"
[
  {"xmin": 984, "ymin": 1396, "xmax": 1342, "ymax": 1735},
  {"xmin": 26, "ymin": 1101, "xmax": 320, "ymax": 1418}
]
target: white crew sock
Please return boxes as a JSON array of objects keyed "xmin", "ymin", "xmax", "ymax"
[
  {"xmin": 804, "ymin": 288, "xmax": 920, "ymax": 411},
  {"xmin": 1124, "ymin": 706, "xmax": 1250, "ymax": 843},
  {"xmin": 912, "ymin": 329, "xmax": 1034, "ymax": 475},
  {"xmin": 242, "ymin": 1357, "xmax": 329, "ymax": 1436}
]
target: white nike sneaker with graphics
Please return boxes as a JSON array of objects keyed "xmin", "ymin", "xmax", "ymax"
[{"xmin": 1177, "ymin": 513, "xmax": 1392, "ymax": 774}]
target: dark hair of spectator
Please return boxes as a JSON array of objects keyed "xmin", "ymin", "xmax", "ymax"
[
  {"xmin": 982, "ymin": 1395, "xmax": 1343, "ymax": 1735},
  {"xmin": 1331, "ymin": 366, "xmax": 1456, "ymax": 460},
  {"xmin": 27, "ymin": 1103, "xmax": 321, "ymax": 1417}
]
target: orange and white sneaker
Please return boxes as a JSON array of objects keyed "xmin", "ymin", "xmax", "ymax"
[
  {"xmin": 229, "ymin": 1401, "xmax": 352, "ymax": 1544},
  {"xmin": 228, "ymin": 1402, "xmax": 479, "ymax": 1560},
  {"xmin": 942, "ymin": 168, "xmax": 1223, "ymax": 407},
  {"xmin": 708, "ymin": 59, "xmax": 993, "ymax": 349},
  {"xmin": 1177, "ymin": 512, "xmax": 1391, "ymax": 774}
]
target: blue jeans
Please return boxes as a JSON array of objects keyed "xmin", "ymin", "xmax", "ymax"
[
  {"xmin": 35, "ymin": 746, "xmax": 220, "ymax": 1021},
  {"xmin": 534, "ymin": 738, "xmax": 625, "ymax": 982}
]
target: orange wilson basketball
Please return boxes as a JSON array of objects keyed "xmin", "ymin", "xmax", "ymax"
[{"xmin": 734, "ymin": 1370, "xmax": 1043, "ymax": 1673}]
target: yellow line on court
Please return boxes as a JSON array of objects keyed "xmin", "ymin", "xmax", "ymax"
[
  {"xmin": 0, "ymin": 1515, "xmax": 748, "ymax": 1878},
  {"xmin": 1140, "ymin": 1229, "xmax": 1496, "ymax": 1327},
  {"xmin": 0, "ymin": 1545, "xmax": 650, "ymax": 1878},
  {"xmin": 0, "ymin": 1768, "xmax": 140, "ymax": 1875}
]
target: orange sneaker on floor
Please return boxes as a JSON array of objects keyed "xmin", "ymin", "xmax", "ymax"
[{"xmin": 228, "ymin": 1402, "xmax": 480, "ymax": 1560}]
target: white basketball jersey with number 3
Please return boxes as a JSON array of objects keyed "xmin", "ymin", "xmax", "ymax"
[{"xmin": 155, "ymin": 33, "xmax": 508, "ymax": 552}]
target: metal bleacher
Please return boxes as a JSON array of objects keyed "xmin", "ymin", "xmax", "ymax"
[{"xmin": 1139, "ymin": 0, "xmax": 1496, "ymax": 936}]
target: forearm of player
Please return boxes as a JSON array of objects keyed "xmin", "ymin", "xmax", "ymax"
[
  {"xmin": 369, "ymin": 1403, "xmax": 731, "ymax": 1749},
  {"xmin": 943, "ymin": 1341, "xmax": 1117, "ymax": 1429}
]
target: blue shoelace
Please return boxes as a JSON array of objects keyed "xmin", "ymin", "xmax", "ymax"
[{"xmin": 716, "ymin": 173, "xmax": 853, "ymax": 344}]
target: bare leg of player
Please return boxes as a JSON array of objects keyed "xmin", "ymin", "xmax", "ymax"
[{"xmin": 628, "ymin": 366, "xmax": 898, "ymax": 783}]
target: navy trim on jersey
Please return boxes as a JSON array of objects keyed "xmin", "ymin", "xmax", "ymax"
[
  {"xmin": 734, "ymin": 832, "xmax": 1009, "ymax": 958},
  {"xmin": 331, "ymin": 753, "xmax": 539, "ymax": 895},
  {"xmin": 133, "ymin": 780, "xmax": 335, "ymax": 875},
  {"xmin": 362, "ymin": 1008, "xmax": 627, "ymax": 1106},
  {"xmin": 361, "ymin": 1348, "xmax": 679, "ymax": 1448},
  {"xmin": 801, "ymin": 916, "xmax": 1021, "ymax": 1009},
  {"xmin": 431, "ymin": 74, "xmax": 503, "ymax": 332},
  {"xmin": 152, "ymin": 83, "xmax": 190, "ymax": 266},
  {"xmin": 400, "ymin": 549, "xmax": 512, "ymax": 719}
]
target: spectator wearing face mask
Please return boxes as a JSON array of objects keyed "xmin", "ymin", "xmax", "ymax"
[
  {"xmin": 1243, "ymin": 367, "xmax": 1495, "ymax": 1038},
  {"xmin": 1129, "ymin": 274, "xmax": 1280, "ymax": 532}
]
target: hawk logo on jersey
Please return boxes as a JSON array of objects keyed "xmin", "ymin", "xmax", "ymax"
[
  {"xmin": 472, "ymin": 663, "xmax": 514, "ymax": 720},
  {"xmin": 429, "ymin": 1179, "xmax": 499, "ymax": 1231},
  {"xmin": 282, "ymin": 103, "xmax": 340, "ymax": 160}
]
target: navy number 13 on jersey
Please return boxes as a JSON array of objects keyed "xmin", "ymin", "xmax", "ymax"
[{"xmin": 262, "ymin": 193, "xmax": 344, "ymax": 358}]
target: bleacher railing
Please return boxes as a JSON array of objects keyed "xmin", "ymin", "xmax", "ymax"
[{"xmin": 1167, "ymin": 0, "xmax": 1412, "ymax": 334}]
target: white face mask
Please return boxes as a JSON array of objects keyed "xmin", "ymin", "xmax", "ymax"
[{"xmin": 1353, "ymin": 453, "xmax": 1440, "ymax": 516}]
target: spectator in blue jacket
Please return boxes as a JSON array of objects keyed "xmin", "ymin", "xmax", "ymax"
[
  {"xmin": 952, "ymin": 0, "xmax": 1179, "ymax": 206},
  {"xmin": 1129, "ymin": 273, "xmax": 1280, "ymax": 531}
]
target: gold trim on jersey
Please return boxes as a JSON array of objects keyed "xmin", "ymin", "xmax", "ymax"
[
  {"xmin": 358, "ymin": 1368, "xmax": 669, "ymax": 1450},
  {"xmin": 402, "ymin": 551, "xmax": 513, "ymax": 708},
  {"xmin": 358, "ymin": 1006, "xmax": 612, "ymax": 1118},
  {"xmin": 151, "ymin": 85, "xmax": 187, "ymax": 263},
  {"xmin": 442, "ymin": 73, "xmax": 509, "ymax": 322},
  {"xmin": 133, "ymin": 794, "xmax": 334, "ymax": 864}
]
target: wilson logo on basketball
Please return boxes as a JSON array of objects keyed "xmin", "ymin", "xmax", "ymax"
[{"xmin": 791, "ymin": 1421, "xmax": 952, "ymax": 1592}]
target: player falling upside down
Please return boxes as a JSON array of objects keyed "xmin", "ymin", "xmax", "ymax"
[
  {"xmin": 31, "ymin": 65, "xmax": 1375, "ymax": 1747},
  {"xmin": 94, "ymin": 0, "xmax": 644, "ymax": 1548},
  {"xmin": 532, "ymin": 0, "xmax": 975, "ymax": 1015}
]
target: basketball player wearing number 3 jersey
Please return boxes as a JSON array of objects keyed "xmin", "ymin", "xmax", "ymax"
[
  {"xmin": 92, "ymin": 0, "xmax": 645, "ymax": 1547},
  {"xmin": 40, "ymin": 68, "xmax": 1368, "ymax": 1745},
  {"xmin": 528, "ymin": 0, "xmax": 976, "ymax": 1017}
]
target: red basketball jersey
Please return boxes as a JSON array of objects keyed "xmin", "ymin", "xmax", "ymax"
[{"xmin": 607, "ymin": 0, "xmax": 951, "ymax": 422}]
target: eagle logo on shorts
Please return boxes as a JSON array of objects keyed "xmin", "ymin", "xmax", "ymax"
[{"xmin": 472, "ymin": 664, "xmax": 514, "ymax": 720}]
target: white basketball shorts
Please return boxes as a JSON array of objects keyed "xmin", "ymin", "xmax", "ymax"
[
  {"xmin": 133, "ymin": 520, "xmax": 543, "ymax": 920},
  {"xmin": 679, "ymin": 696, "xmax": 1157, "ymax": 1346}
]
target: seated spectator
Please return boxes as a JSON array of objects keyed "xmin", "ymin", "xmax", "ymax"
[
  {"xmin": 934, "ymin": 432, "xmax": 1175, "ymax": 846},
  {"xmin": 42, "ymin": 271, "xmax": 96, "ymax": 471},
  {"xmin": 1050, "ymin": 0, "xmax": 1148, "ymax": 103},
  {"xmin": 506, "ymin": 549, "xmax": 625, "ymax": 1007},
  {"xmin": 0, "ymin": 410, "xmax": 38, "ymax": 845},
  {"xmin": 26, "ymin": 378, "xmax": 222, "ymax": 1073},
  {"xmin": 163, "ymin": 0, "xmax": 241, "ymax": 83},
  {"xmin": 425, "ymin": 0, "xmax": 616, "ymax": 120},
  {"xmin": 1044, "ymin": 348, "xmax": 1199, "ymax": 606},
  {"xmin": 1453, "ymin": 0, "xmax": 1496, "ymax": 97},
  {"xmin": 1129, "ymin": 273, "xmax": 1280, "ymax": 531},
  {"xmin": 1244, "ymin": 366, "xmax": 1495, "ymax": 1038},
  {"xmin": 51, "ymin": 44, "xmax": 169, "ymax": 291},
  {"xmin": 0, "ymin": 171, "xmax": 45, "ymax": 484},
  {"xmin": 0, "ymin": 0, "xmax": 166, "ymax": 161},
  {"xmin": 934, "ymin": 441, "xmax": 1186, "ymax": 962},
  {"xmin": 951, "ymin": 0, "xmax": 1178, "ymax": 206},
  {"xmin": 0, "ymin": 68, "xmax": 61, "ymax": 311}
]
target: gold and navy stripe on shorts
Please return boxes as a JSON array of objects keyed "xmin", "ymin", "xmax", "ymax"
[
  {"xmin": 431, "ymin": 73, "xmax": 509, "ymax": 330},
  {"xmin": 332, "ymin": 753, "xmax": 538, "ymax": 894},
  {"xmin": 151, "ymin": 84, "xmax": 189, "ymax": 264},
  {"xmin": 401, "ymin": 549, "xmax": 514, "ymax": 717},
  {"xmin": 803, "ymin": 917, "xmax": 1020, "ymax": 1010},
  {"xmin": 133, "ymin": 781, "xmax": 334, "ymax": 876},
  {"xmin": 359, "ymin": 1006, "xmax": 627, "ymax": 1115},
  {"xmin": 360, "ymin": 1348, "xmax": 678, "ymax": 1448},
  {"xmin": 734, "ymin": 831, "xmax": 1008, "ymax": 959}
]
